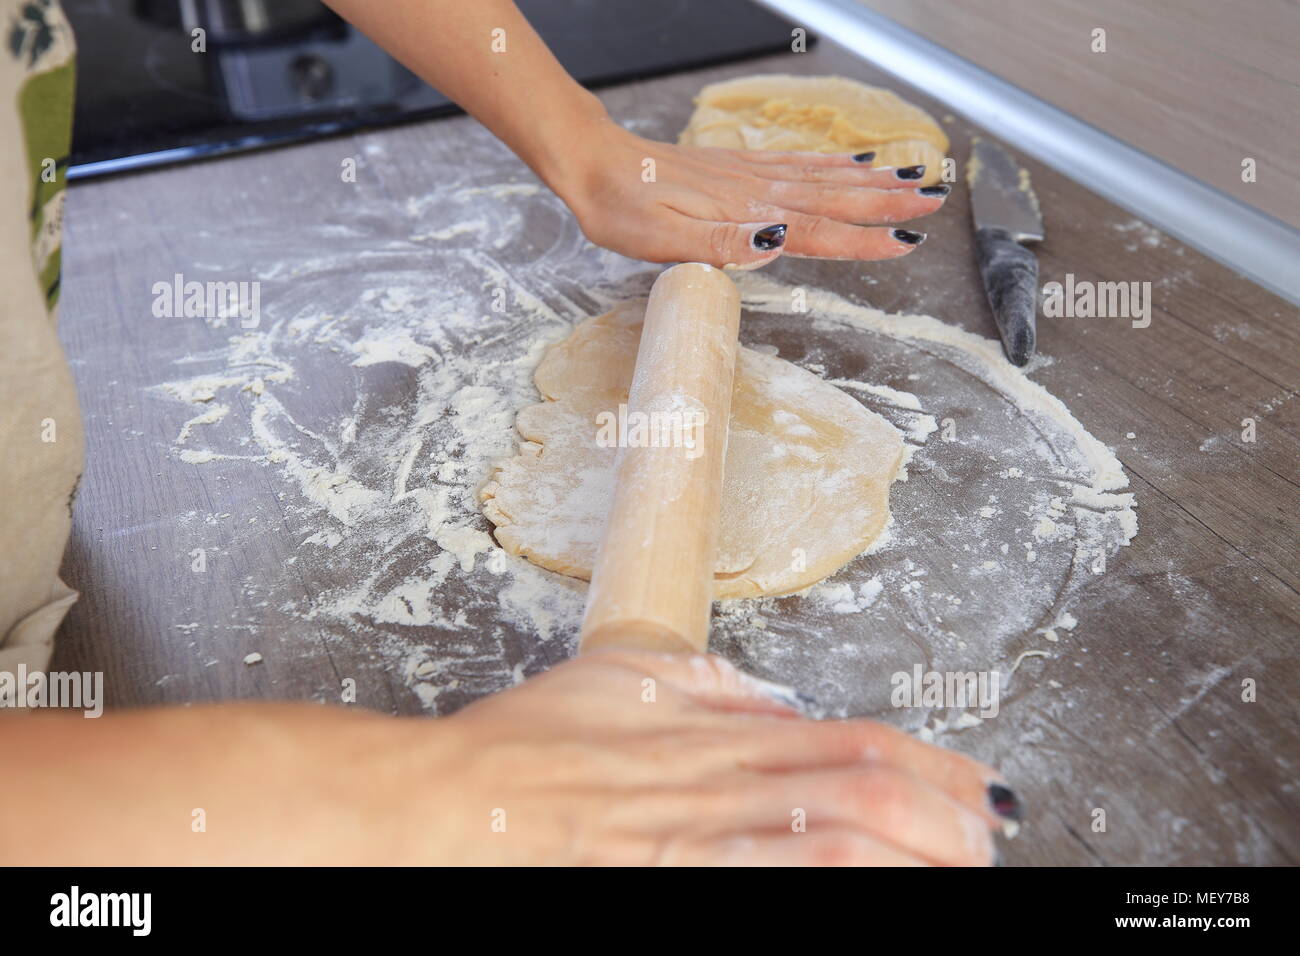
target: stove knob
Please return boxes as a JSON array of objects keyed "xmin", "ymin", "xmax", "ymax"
[{"xmin": 289, "ymin": 54, "xmax": 333, "ymax": 101}]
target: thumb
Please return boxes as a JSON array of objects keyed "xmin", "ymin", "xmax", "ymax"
[{"xmin": 588, "ymin": 649, "xmax": 819, "ymax": 718}]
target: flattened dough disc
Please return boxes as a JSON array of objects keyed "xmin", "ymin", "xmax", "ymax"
[
  {"xmin": 479, "ymin": 300, "xmax": 905, "ymax": 598},
  {"xmin": 678, "ymin": 74, "xmax": 949, "ymax": 186}
]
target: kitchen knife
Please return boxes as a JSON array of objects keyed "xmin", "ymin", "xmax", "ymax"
[{"xmin": 968, "ymin": 138, "xmax": 1045, "ymax": 366}]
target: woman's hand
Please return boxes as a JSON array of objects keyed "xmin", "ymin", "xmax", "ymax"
[
  {"xmin": 323, "ymin": 0, "xmax": 948, "ymax": 270},
  {"xmin": 551, "ymin": 124, "xmax": 950, "ymax": 269},
  {"xmin": 3, "ymin": 652, "xmax": 1019, "ymax": 865},
  {"xmin": 399, "ymin": 650, "xmax": 1018, "ymax": 866}
]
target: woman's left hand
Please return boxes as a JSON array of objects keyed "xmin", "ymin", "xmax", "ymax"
[{"xmin": 550, "ymin": 123, "xmax": 950, "ymax": 269}]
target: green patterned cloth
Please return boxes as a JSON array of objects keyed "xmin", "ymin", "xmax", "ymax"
[{"xmin": 0, "ymin": 0, "xmax": 83, "ymax": 677}]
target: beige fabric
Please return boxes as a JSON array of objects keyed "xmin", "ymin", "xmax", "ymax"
[{"xmin": 0, "ymin": 0, "xmax": 83, "ymax": 675}]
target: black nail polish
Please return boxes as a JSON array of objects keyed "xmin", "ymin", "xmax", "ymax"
[
  {"xmin": 918, "ymin": 184, "xmax": 950, "ymax": 198},
  {"xmin": 895, "ymin": 165, "xmax": 926, "ymax": 180},
  {"xmin": 891, "ymin": 228, "xmax": 926, "ymax": 245},
  {"xmin": 770, "ymin": 686, "xmax": 816, "ymax": 708},
  {"xmin": 988, "ymin": 783, "xmax": 1024, "ymax": 822},
  {"xmin": 754, "ymin": 680, "xmax": 823, "ymax": 717},
  {"xmin": 788, "ymin": 688, "xmax": 827, "ymax": 720},
  {"xmin": 852, "ymin": 151, "xmax": 876, "ymax": 163},
  {"xmin": 793, "ymin": 689, "xmax": 820, "ymax": 710},
  {"xmin": 752, "ymin": 223, "xmax": 787, "ymax": 251}
]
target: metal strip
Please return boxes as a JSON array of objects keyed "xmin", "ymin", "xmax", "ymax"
[
  {"xmin": 755, "ymin": 0, "xmax": 1300, "ymax": 305},
  {"xmin": 67, "ymin": 148, "xmax": 212, "ymax": 181}
]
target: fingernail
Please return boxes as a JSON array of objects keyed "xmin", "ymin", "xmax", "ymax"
[
  {"xmin": 918, "ymin": 184, "xmax": 950, "ymax": 198},
  {"xmin": 988, "ymin": 783, "xmax": 1024, "ymax": 822},
  {"xmin": 851, "ymin": 151, "xmax": 876, "ymax": 163},
  {"xmin": 895, "ymin": 165, "xmax": 926, "ymax": 180},
  {"xmin": 778, "ymin": 687, "xmax": 822, "ymax": 713},
  {"xmin": 752, "ymin": 223, "xmax": 787, "ymax": 251},
  {"xmin": 892, "ymin": 228, "xmax": 926, "ymax": 245},
  {"xmin": 742, "ymin": 674, "xmax": 822, "ymax": 714}
]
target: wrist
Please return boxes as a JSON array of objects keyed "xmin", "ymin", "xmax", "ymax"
[
  {"xmin": 524, "ymin": 89, "xmax": 625, "ymax": 207},
  {"xmin": 355, "ymin": 714, "xmax": 474, "ymax": 864}
]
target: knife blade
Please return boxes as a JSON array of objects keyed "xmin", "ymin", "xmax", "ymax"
[{"xmin": 968, "ymin": 138, "xmax": 1044, "ymax": 366}]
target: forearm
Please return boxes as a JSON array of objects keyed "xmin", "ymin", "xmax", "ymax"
[
  {"xmin": 0, "ymin": 703, "xmax": 447, "ymax": 865},
  {"xmin": 324, "ymin": 0, "xmax": 615, "ymax": 194}
]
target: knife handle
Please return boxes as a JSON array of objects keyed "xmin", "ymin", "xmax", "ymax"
[{"xmin": 975, "ymin": 226, "xmax": 1039, "ymax": 366}]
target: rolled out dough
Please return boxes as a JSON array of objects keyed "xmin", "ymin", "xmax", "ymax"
[
  {"xmin": 479, "ymin": 300, "xmax": 905, "ymax": 598},
  {"xmin": 678, "ymin": 74, "xmax": 949, "ymax": 186}
]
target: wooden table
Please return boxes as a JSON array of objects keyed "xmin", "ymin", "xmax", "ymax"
[{"xmin": 54, "ymin": 37, "xmax": 1298, "ymax": 865}]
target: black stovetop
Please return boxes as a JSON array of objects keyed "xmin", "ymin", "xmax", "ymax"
[{"xmin": 64, "ymin": 0, "xmax": 806, "ymax": 179}]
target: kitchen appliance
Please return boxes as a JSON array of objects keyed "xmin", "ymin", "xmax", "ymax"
[{"xmin": 63, "ymin": 0, "xmax": 807, "ymax": 179}]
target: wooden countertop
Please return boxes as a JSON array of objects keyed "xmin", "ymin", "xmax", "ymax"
[
  {"xmin": 856, "ymin": 0, "xmax": 1300, "ymax": 229},
  {"xmin": 54, "ymin": 38, "xmax": 1299, "ymax": 865}
]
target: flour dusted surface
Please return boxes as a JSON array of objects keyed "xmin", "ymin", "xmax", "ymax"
[{"xmin": 136, "ymin": 141, "xmax": 1138, "ymax": 729}]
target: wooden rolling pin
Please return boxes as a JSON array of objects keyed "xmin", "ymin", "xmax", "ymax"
[{"xmin": 579, "ymin": 263, "xmax": 741, "ymax": 655}]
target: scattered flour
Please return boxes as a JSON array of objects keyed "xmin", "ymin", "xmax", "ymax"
[
  {"xmin": 146, "ymin": 179, "xmax": 1137, "ymax": 723},
  {"xmin": 175, "ymin": 403, "xmax": 228, "ymax": 443}
]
